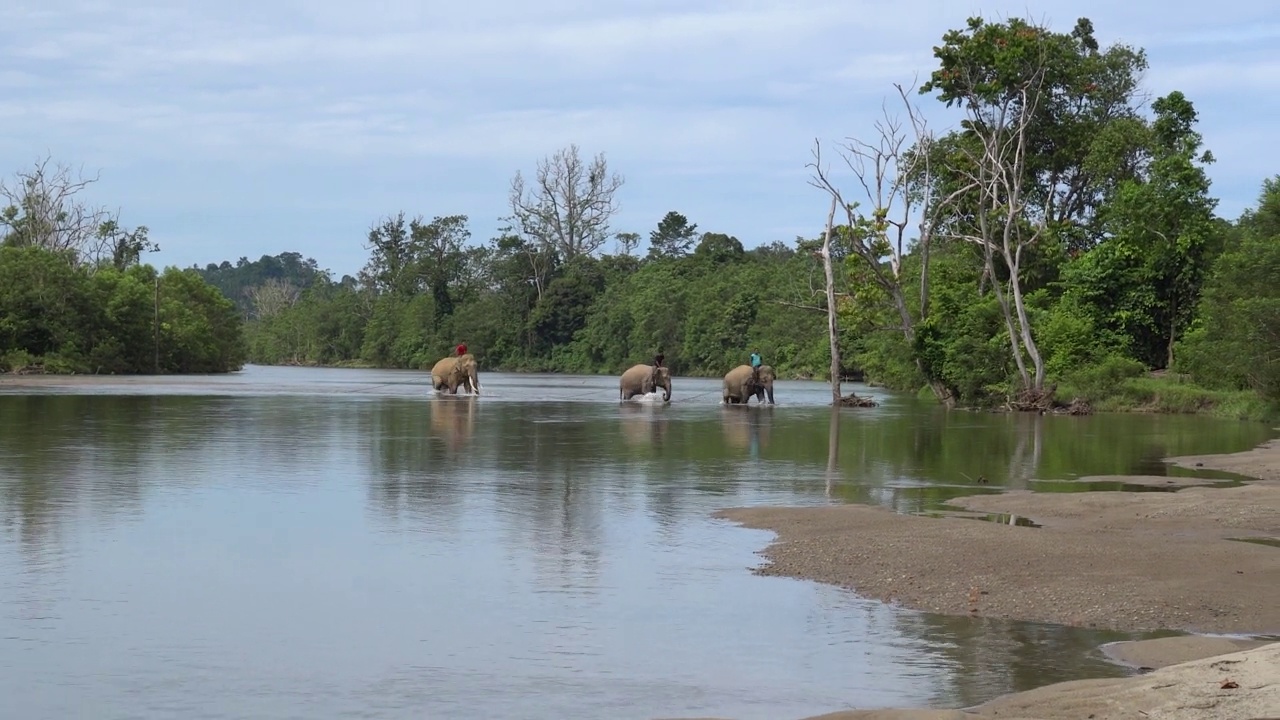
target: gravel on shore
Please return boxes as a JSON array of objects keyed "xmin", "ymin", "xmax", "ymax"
[{"xmin": 714, "ymin": 442, "xmax": 1280, "ymax": 634}]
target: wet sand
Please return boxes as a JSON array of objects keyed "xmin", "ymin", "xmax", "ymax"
[
  {"xmin": 706, "ymin": 436, "xmax": 1280, "ymax": 719},
  {"xmin": 717, "ymin": 481, "xmax": 1279, "ymax": 633}
]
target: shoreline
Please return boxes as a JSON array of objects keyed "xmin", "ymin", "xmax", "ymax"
[
  {"xmin": 704, "ymin": 436, "xmax": 1280, "ymax": 719},
  {"xmin": 0, "ymin": 362, "xmax": 833, "ymax": 383}
]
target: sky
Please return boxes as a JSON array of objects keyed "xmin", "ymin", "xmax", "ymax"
[{"xmin": 2, "ymin": 1, "xmax": 1277, "ymax": 279}]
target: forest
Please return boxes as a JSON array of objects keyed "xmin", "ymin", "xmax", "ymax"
[
  {"xmin": 3, "ymin": 16, "xmax": 1278, "ymax": 418},
  {"xmin": 0, "ymin": 160, "xmax": 246, "ymax": 374}
]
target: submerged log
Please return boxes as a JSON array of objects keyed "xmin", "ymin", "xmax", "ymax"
[
  {"xmin": 1056, "ymin": 397, "xmax": 1093, "ymax": 416},
  {"xmin": 837, "ymin": 393, "xmax": 878, "ymax": 408},
  {"xmin": 1005, "ymin": 384, "xmax": 1056, "ymax": 413}
]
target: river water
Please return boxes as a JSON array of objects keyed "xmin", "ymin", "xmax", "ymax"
[{"xmin": 0, "ymin": 365, "xmax": 1273, "ymax": 719}]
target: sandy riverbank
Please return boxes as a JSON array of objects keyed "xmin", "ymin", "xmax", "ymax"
[
  {"xmin": 702, "ymin": 436, "xmax": 1280, "ymax": 719},
  {"xmin": 716, "ymin": 439, "xmax": 1280, "ymax": 634}
]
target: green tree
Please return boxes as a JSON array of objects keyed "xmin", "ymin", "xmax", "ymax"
[
  {"xmin": 647, "ymin": 211, "xmax": 699, "ymax": 259},
  {"xmin": 1178, "ymin": 178, "xmax": 1280, "ymax": 401},
  {"xmin": 1065, "ymin": 91, "xmax": 1219, "ymax": 369}
]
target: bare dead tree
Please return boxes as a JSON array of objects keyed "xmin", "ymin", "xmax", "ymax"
[
  {"xmin": 819, "ymin": 196, "xmax": 841, "ymax": 405},
  {"xmin": 509, "ymin": 144, "xmax": 624, "ymax": 261},
  {"xmin": 0, "ymin": 156, "xmax": 155, "ymax": 268},
  {"xmin": 246, "ymin": 278, "xmax": 301, "ymax": 320},
  {"xmin": 807, "ymin": 81, "xmax": 969, "ymax": 405},
  {"xmin": 944, "ymin": 60, "xmax": 1053, "ymax": 405}
]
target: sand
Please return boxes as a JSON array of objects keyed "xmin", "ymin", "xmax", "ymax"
[
  {"xmin": 716, "ymin": 481, "xmax": 1280, "ymax": 633},
  {"xmin": 696, "ymin": 435, "xmax": 1280, "ymax": 720},
  {"xmin": 1102, "ymin": 635, "xmax": 1274, "ymax": 671},
  {"xmin": 1170, "ymin": 438, "xmax": 1280, "ymax": 483}
]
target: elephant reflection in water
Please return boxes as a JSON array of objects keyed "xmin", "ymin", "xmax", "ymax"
[
  {"xmin": 721, "ymin": 405, "xmax": 773, "ymax": 457},
  {"xmin": 618, "ymin": 401, "xmax": 668, "ymax": 448},
  {"xmin": 430, "ymin": 396, "xmax": 476, "ymax": 451}
]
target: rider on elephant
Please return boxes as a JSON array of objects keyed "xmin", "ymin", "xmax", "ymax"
[{"xmin": 749, "ymin": 350, "xmax": 763, "ymax": 383}]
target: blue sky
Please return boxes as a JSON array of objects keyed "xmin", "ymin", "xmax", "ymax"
[{"xmin": 2, "ymin": 1, "xmax": 1277, "ymax": 279}]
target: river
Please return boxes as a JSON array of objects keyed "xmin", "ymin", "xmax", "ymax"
[{"xmin": 0, "ymin": 365, "xmax": 1273, "ymax": 719}]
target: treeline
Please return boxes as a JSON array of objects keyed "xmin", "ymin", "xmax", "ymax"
[
  {"xmin": 0, "ymin": 158, "xmax": 246, "ymax": 374},
  {"xmin": 203, "ymin": 15, "xmax": 1280, "ymax": 418},
  {"xmin": 202, "ymin": 226, "xmax": 838, "ymax": 379}
]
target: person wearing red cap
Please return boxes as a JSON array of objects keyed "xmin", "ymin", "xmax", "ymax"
[{"xmin": 456, "ymin": 342, "xmax": 468, "ymax": 356}]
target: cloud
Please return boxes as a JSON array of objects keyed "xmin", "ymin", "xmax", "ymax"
[{"xmin": 0, "ymin": 0, "xmax": 1276, "ymax": 276}]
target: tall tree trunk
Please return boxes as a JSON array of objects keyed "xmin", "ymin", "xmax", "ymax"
[
  {"xmin": 978, "ymin": 214, "xmax": 1031, "ymax": 389},
  {"xmin": 1005, "ymin": 243, "xmax": 1045, "ymax": 391},
  {"xmin": 821, "ymin": 196, "xmax": 841, "ymax": 405}
]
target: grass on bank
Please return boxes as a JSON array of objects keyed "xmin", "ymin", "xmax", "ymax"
[
  {"xmin": 2, "ymin": 349, "xmax": 87, "ymax": 375},
  {"xmin": 1087, "ymin": 377, "xmax": 1275, "ymax": 421},
  {"xmin": 1050, "ymin": 357, "xmax": 1275, "ymax": 422}
]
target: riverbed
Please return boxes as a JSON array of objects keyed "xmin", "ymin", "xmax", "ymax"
[{"xmin": 1, "ymin": 365, "xmax": 1274, "ymax": 719}]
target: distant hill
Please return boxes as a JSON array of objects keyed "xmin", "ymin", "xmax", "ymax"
[{"xmin": 193, "ymin": 252, "xmax": 329, "ymax": 316}]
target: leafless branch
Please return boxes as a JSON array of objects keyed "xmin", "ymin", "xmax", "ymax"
[
  {"xmin": 805, "ymin": 78, "xmax": 971, "ymax": 348},
  {"xmin": 772, "ymin": 299, "xmax": 828, "ymax": 313},
  {"xmin": 938, "ymin": 36, "xmax": 1054, "ymax": 393},
  {"xmin": 509, "ymin": 143, "xmax": 624, "ymax": 261},
  {"xmin": 0, "ymin": 155, "xmax": 151, "ymax": 269}
]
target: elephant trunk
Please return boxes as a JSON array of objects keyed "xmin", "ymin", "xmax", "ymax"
[
  {"xmin": 765, "ymin": 382, "xmax": 774, "ymax": 404},
  {"xmin": 661, "ymin": 377, "xmax": 671, "ymax": 402}
]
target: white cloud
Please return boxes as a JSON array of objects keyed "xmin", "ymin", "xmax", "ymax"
[{"xmin": 0, "ymin": 0, "xmax": 1276, "ymax": 276}]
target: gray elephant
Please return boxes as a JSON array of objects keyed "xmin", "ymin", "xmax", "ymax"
[
  {"xmin": 619, "ymin": 363, "xmax": 671, "ymax": 402},
  {"xmin": 723, "ymin": 363, "xmax": 775, "ymax": 404},
  {"xmin": 431, "ymin": 353, "xmax": 480, "ymax": 395}
]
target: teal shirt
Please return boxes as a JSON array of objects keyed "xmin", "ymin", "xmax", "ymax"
[{"xmin": 749, "ymin": 353, "xmax": 762, "ymax": 368}]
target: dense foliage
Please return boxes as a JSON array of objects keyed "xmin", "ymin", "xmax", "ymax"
[
  {"xmin": 202, "ymin": 228, "xmax": 842, "ymax": 379},
  {"xmin": 0, "ymin": 159, "xmax": 247, "ymax": 374}
]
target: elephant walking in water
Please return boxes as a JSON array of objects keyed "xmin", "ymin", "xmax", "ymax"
[
  {"xmin": 431, "ymin": 353, "xmax": 480, "ymax": 395},
  {"xmin": 723, "ymin": 363, "xmax": 775, "ymax": 404},
  {"xmin": 619, "ymin": 363, "xmax": 672, "ymax": 402}
]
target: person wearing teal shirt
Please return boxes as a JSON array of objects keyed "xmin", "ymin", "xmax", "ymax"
[{"xmin": 749, "ymin": 350, "xmax": 762, "ymax": 383}]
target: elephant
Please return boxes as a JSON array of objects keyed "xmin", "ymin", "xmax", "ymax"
[
  {"xmin": 722, "ymin": 364, "xmax": 775, "ymax": 405},
  {"xmin": 431, "ymin": 353, "xmax": 480, "ymax": 395},
  {"xmin": 619, "ymin": 363, "xmax": 671, "ymax": 402}
]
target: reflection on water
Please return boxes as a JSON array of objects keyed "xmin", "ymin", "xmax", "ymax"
[{"xmin": 0, "ymin": 366, "xmax": 1274, "ymax": 720}]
